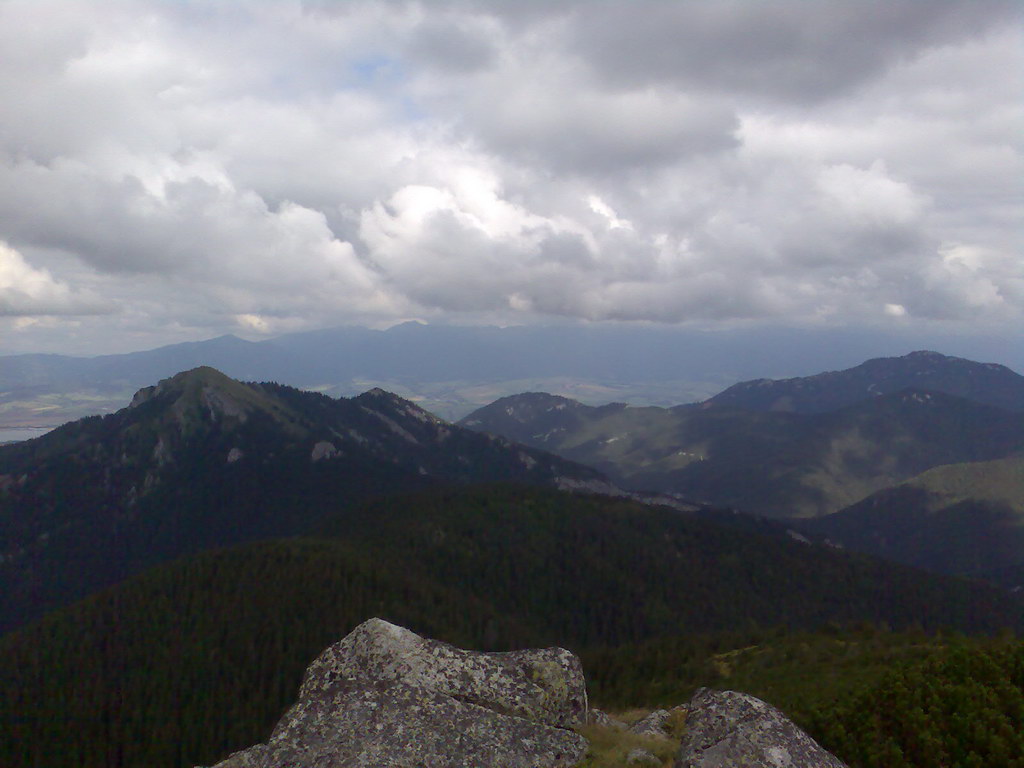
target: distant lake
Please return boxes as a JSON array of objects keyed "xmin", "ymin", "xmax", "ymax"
[{"xmin": 0, "ymin": 427, "xmax": 54, "ymax": 444}]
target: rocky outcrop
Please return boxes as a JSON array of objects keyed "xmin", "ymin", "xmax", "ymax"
[
  {"xmin": 629, "ymin": 708, "xmax": 672, "ymax": 738},
  {"xmin": 627, "ymin": 747, "xmax": 662, "ymax": 765},
  {"xmin": 675, "ymin": 688, "xmax": 846, "ymax": 768},
  {"xmin": 195, "ymin": 622, "xmax": 852, "ymax": 768},
  {"xmin": 201, "ymin": 618, "xmax": 588, "ymax": 768},
  {"xmin": 588, "ymin": 707, "xmax": 627, "ymax": 730},
  {"xmin": 309, "ymin": 440, "xmax": 338, "ymax": 461}
]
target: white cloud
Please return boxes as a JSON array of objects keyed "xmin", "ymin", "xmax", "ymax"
[
  {"xmin": 0, "ymin": 242, "xmax": 109, "ymax": 316},
  {"xmin": 587, "ymin": 196, "xmax": 632, "ymax": 231},
  {"xmin": 0, "ymin": 0, "xmax": 1019, "ymax": 353}
]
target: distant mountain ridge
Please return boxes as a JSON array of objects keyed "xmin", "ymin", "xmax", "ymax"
[
  {"xmin": 0, "ymin": 367, "xmax": 607, "ymax": 633},
  {"xmin": 460, "ymin": 384, "xmax": 1024, "ymax": 518},
  {"xmin": 807, "ymin": 455, "xmax": 1024, "ymax": 587},
  {"xmin": 704, "ymin": 350, "xmax": 1024, "ymax": 413},
  {"xmin": 4, "ymin": 326, "xmax": 1022, "ymax": 426}
]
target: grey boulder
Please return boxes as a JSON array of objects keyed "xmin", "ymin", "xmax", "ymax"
[
  {"xmin": 588, "ymin": 708, "xmax": 628, "ymax": 730},
  {"xmin": 202, "ymin": 618, "xmax": 588, "ymax": 768},
  {"xmin": 629, "ymin": 708, "xmax": 672, "ymax": 738},
  {"xmin": 676, "ymin": 688, "xmax": 847, "ymax": 768},
  {"xmin": 627, "ymin": 747, "xmax": 662, "ymax": 765}
]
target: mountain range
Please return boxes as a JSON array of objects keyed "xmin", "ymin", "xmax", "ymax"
[
  {"xmin": 704, "ymin": 349, "xmax": 1024, "ymax": 413},
  {"xmin": 6, "ymin": 350, "xmax": 1023, "ymax": 635},
  {"xmin": 806, "ymin": 454, "xmax": 1024, "ymax": 586},
  {"xmin": 4, "ymin": 323, "xmax": 1021, "ymax": 425},
  {"xmin": 459, "ymin": 351, "xmax": 1024, "ymax": 584},
  {"xmin": 460, "ymin": 355, "xmax": 1024, "ymax": 518},
  {"xmin": 3, "ymin": 352, "xmax": 1024, "ymax": 768},
  {"xmin": 0, "ymin": 366, "xmax": 607, "ymax": 633}
]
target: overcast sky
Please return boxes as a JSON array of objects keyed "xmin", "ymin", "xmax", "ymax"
[{"xmin": 0, "ymin": 0, "xmax": 1020, "ymax": 356}]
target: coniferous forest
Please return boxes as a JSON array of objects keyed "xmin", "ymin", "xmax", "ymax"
[{"xmin": 2, "ymin": 485, "xmax": 1023, "ymax": 767}]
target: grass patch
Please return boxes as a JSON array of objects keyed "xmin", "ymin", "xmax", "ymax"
[{"xmin": 576, "ymin": 714, "xmax": 679, "ymax": 767}]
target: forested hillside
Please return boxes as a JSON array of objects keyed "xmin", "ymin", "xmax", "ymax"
[
  {"xmin": 2, "ymin": 485, "xmax": 1021, "ymax": 768},
  {"xmin": 808, "ymin": 455, "xmax": 1024, "ymax": 585},
  {"xmin": 461, "ymin": 389, "xmax": 1024, "ymax": 517},
  {"xmin": 704, "ymin": 350, "xmax": 1024, "ymax": 413},
  {"xmin": 0, "ymin": 368, "xmax": 605, "ymax": 632},
  {"xmin": 587, "ymin": 628, "xmax": 1024, "ymax": 767}
]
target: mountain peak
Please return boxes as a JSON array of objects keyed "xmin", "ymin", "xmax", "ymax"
[
  {"xmin": 130, "ymin": 366, "xmax": 248, "ymax": 408},
  {"xmin": 705, "ymin": 350, "xmax": 1024, "ymax": 414},
  {"xmin": 164, "ymin": 365, "xmax": 235, "ymax": 386},
  {"xmin": 126, "ymin": 366, "xmax": 305, "ymax": 438},
  {"xmin": 354, "ymin": 388, "xmax": 446, "ymax": 426}
]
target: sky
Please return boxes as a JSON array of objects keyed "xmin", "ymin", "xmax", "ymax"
[{"xmin": 0, "ymin": 0, "xmax": 1020, "ymax": 356}]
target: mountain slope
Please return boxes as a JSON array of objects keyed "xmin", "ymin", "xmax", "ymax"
[
  {"xmin": 807, "ymin": 455, "xmax": 1024, "ymax": 586},
  {"xmin": 7, "ymin": 328, "xmax": 1022, "ymax": 426},
  {"xmin": 0, "ymin": 368, "xmax": 606, "ymax": 633},
  {"xmin": 460, "ymin": 389, "xmax": 1024, "ymax": 517},
  {"xmin": 703, "ymin": 350, "xmax": 1024, "ymax": 413},
  {"xmin": 2, "ymin": 484, "xmax": 1021, "ymax": 768}
]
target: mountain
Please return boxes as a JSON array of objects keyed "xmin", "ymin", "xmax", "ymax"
[
  {"xmin": 2, "ymin": 484, "xmax": 1021, "ymax": 768},
  {"xmin": 460, "ymin": 389, "xmax": 1024, "ymax": 518},
  {"xmin": 0, "ymin": 367, "xmax": 607, "ymax": 633},
  {"xmin": 703, "ymin": 350, "xmax": 1024, "ymax": 414},
  {"xmin": 807, "ymin": 455, "xmax": 1024, "ymax": 586},
  {"xmin": 5, "ymin": 328, "xmax": 1022, "ymax": 426}
]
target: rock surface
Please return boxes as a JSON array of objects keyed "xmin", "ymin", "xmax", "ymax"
[
  {"xmin": 629, "ymin": 708, "xmax": 672, "ymax": 738},
  {"xmin": 201, "ymin": 618, "xmax": 588, "ymax": 768},
  {"xmin": 675, "ymin": 688, "xmax": 847, "ymax": 768},
  {"xmin": 588, "ymin": 707, "xmax": 628, "ymax": 730},
  {"xmin": 627, "ymin": 747, "xmax": 662, "ymax": 765}
]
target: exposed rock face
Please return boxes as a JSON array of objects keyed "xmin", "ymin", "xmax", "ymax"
[
  {"xmin": 588, "ymin": 707, "xmax": 627, "ymax": 730},
  {"xmin": 675, "ymin": 688, "xmax": 846, "ymax": 768},
  {"xmin": 201, "ymin": 618, "xmax": 588, "ymax": 768},
  {"xmin": 630, "ymin": 708, "xmax": 672, "ymax": 738},
  {"xmin": 627, "ymin": 747, "xmax": 662, "ymax": 765},
  {"xmin": 309, "ymin": 440, "xmax": 338, "ymax": 461}
]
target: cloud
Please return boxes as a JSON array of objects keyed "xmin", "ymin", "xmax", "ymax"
[
  {"xmin": 405, "ymin": 16, "xmax": 740, "ymax": 173},
  {"xmin": 0, "ymin": 0, "xmax": 1019, "ymax": 354},
  {"xmin": 562, "ymin": 0, "xmax": 1017, "ymax": 103},
  {"xmin": 406, "ymin": 13, "xmax": 497, "ymax": 73},
  {"xmin": 0, "ymin": 242, "xmax": 109, "ymax": 316}
]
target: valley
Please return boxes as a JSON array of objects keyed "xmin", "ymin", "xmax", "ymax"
[
  {"xmin": 459, "ymin": 351, "xmax": 1024, "ymax": 588},
  {"xmin": 2, "ymin": 349, "xmax": 1023, "ymax": 768},
  {"xmin": 3, "ymin": 484, "xmax": 1022, "ymax": 768},
  {"xmin": 460, "ymin": 357, "xmax": 1024, "ymax": 519}
]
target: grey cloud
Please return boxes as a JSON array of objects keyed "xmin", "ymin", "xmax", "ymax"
[
  {"xmin": 562, "ymin": 0, "xmax": 1018, "ymax": 103},
  {"xmin": 467, "ymin": 87, "xmax": 739, "ymax": 172},
  {"xmin": 407, "ymin": 16, "xmax": 496, "ymax": 72},
  {"xmin": 0, "ymin": 241, "xmax": 111, "ymax": 317},
  {"xmin": 0, "ymin": 0, "xmax": 1019, "ymax": 355}
]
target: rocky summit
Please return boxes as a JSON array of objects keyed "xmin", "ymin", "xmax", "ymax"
[
  {"xmin": 200, "ymin": 618, "xmax": 588, "ymax": 768},
  {"xmin": 197, "ymin": 618, "xmax": 851, "ymax": 768},
  {"xmin": 676, "ymin": 688, "xmax": 847, "ymax": 768}
]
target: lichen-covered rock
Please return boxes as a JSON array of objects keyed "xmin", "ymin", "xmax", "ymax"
[
  {"xmin": 588, "ymin": 708, "xmax": 628, "ymax": 730},
  {"xmin": 627, "ymin": 747, "xmax": 662, "ymax": 765},
  {"xmin": 630, "ymin": 708, "xmax": 671, "ymax": 738},
  {"xmin": 307, "ymin": 617, "xmax": 587, "ymax": 727},
  {"xmin": 309, "ymin": 440, "xmax": 338, "ymax": 461},
  {"xmin": 200, "ymin": 618, "xmax": 588, "ymax": 768},
  {"xmin": 675, "ymin": 688, "xmax": 847, "ymax": 768}
]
